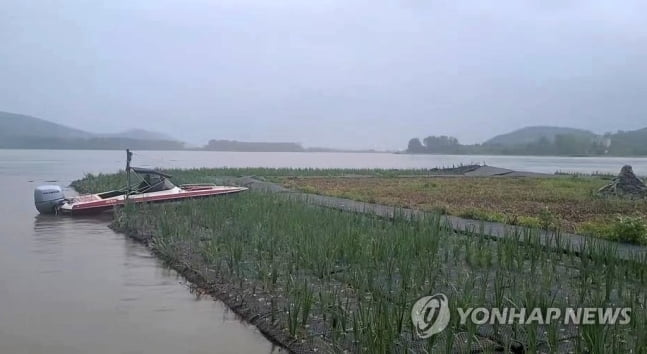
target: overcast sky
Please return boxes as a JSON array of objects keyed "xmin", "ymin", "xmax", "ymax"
[{"xmin": 1, "ymin": 1, "xmax": 646, "ymax": 149}]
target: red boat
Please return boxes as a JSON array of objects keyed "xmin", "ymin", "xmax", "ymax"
[{"xmin": 34, "ymin": 151, "xmax": 247, "ymax": 215}]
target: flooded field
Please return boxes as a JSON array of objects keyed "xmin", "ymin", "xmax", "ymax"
[{"xmin": 1, "ymin": 149, "xmax": 646, "ymax": 353}]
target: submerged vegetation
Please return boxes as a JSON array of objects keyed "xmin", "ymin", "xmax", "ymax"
[{"xmin": 113, "ymin": 192, "xmax": 647, "ymax": 353}]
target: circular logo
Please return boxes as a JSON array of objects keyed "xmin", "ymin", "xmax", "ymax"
[{"xmin": 411, "ymin": 293, "xmax": 450, "ymax": 338}]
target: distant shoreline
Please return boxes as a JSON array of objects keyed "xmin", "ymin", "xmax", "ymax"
[
  {"xmin": 0, "ymin": 146, "xmax": 388, "ymax": 153},
  {"xmin": 399, "ymin": 151, "xmax": 647, "ymax": 157},
  {"xmin": 3, "ymin": 147, "xmax": 647, "ymax": 157}
]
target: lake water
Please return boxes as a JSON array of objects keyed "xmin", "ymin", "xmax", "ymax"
[
  {"xmin": 2, "ymin": 149, "xmax": 646, "ymax": 175},
  {"xmin": 0, "ymin": 150, "xmax": 282, "ymax": 354},
  {"xmin": 1, "ymin": 149, "xmax": 646, "ymax": 354}
]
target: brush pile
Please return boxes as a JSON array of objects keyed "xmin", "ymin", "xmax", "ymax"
[{"xmin": 599, "ymin": 165, "xmax": 647, "ymax": 198}]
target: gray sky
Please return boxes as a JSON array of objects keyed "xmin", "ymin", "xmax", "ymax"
[{"xmin": 1, "ymin": 1, "xmax": 646, "ymax": 149}]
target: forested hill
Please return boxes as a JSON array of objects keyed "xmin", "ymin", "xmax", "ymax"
[
  {"xmin": 0, "ymin": 111, "xmax": 92, "ymax": 139},
  {"xmin": 407, "ymin": 126, "xmax": 647, "ymax": 156},
  {"xmin": 484, "ymin": 126, "xmax": 597, "ymax": 146},
  {"xmin": 0, "ymin": 111, "xmax": 184, "ymax": 150}
]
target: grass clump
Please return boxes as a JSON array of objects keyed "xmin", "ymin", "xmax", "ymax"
[
  {"xmin": 611, "ymin": 216, "xmax": 647, "ymax": 244},
  {"xmin": 579, "ymin": 216, "xmax": 647, "ymax": 245}
]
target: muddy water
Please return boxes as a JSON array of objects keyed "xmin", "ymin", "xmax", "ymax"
[{"xmin": 0, "ymin": 150, "xmax": 281, "ymax": 354}]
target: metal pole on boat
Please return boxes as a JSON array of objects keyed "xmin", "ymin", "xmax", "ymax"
[{"xmin": 126, "ymin": 149, "xmax": 132, "ymax": 201}]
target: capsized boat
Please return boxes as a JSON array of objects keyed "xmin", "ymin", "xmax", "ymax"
[{"xmin": 34, "ymin": 151, "xmax": 248, "ymax": 215}]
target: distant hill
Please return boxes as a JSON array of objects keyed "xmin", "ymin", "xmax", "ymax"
[
  {"xmin": 607, "ymin": 128, "xmax": 647, "ymax": 156},
  {"xmin": 0, "ymin": 111, "xmax": 183, "ymax": 150},
  {"xmin": 484, "ymin": 126, "xmax": 596, "ymax": 146},
  {"xmin": 406, "ymin": 125, "xmax": 647, "ymax": 156},
  {"xmin": 0, "ymin": 111, "xmax": 92, "ymax": 139}
]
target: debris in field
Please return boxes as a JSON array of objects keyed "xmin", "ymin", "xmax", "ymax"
[{"xmin": 598, "ymin": 165, "xmax": 647, "ymax": 198}]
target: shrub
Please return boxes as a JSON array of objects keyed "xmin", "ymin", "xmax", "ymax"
[
  {"xmin": 611, "ymin": 216, "xmax": 647, "ymax": 244},
  {"xmin": 578, "ymin": 221, "xmax": 614, "ymax": 239}
]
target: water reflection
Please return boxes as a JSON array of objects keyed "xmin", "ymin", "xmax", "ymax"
[{"xmin": 33, "ymin": 213, "xmax": 114, "ymax": 230}]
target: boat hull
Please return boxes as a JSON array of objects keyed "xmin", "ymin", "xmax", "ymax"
[{"xmin": 58, "ymin": 186, "xmax": 247, "ymax": 215}]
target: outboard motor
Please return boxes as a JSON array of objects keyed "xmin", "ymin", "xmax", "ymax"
[{"xmin": 34, "ymin": 185, "xmax": 65, "ymax": 214}]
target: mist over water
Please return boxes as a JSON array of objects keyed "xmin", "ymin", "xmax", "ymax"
[{"xmin": 2, "ymin": 1, "xmax": 646, "ymax": 149}]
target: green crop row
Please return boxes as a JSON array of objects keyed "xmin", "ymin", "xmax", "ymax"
[{"xmin": 113, "ymin": 192, "xmax": 646, "ymax": 353}]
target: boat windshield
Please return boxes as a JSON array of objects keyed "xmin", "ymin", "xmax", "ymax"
[{"xmin": 136, "ymin": 173, "xmax": 175, "ymax": 193}]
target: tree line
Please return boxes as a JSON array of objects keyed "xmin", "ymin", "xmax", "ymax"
[{"xmin": 407, "ymin": 132, "xmax": 647, "ymax": 156}]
